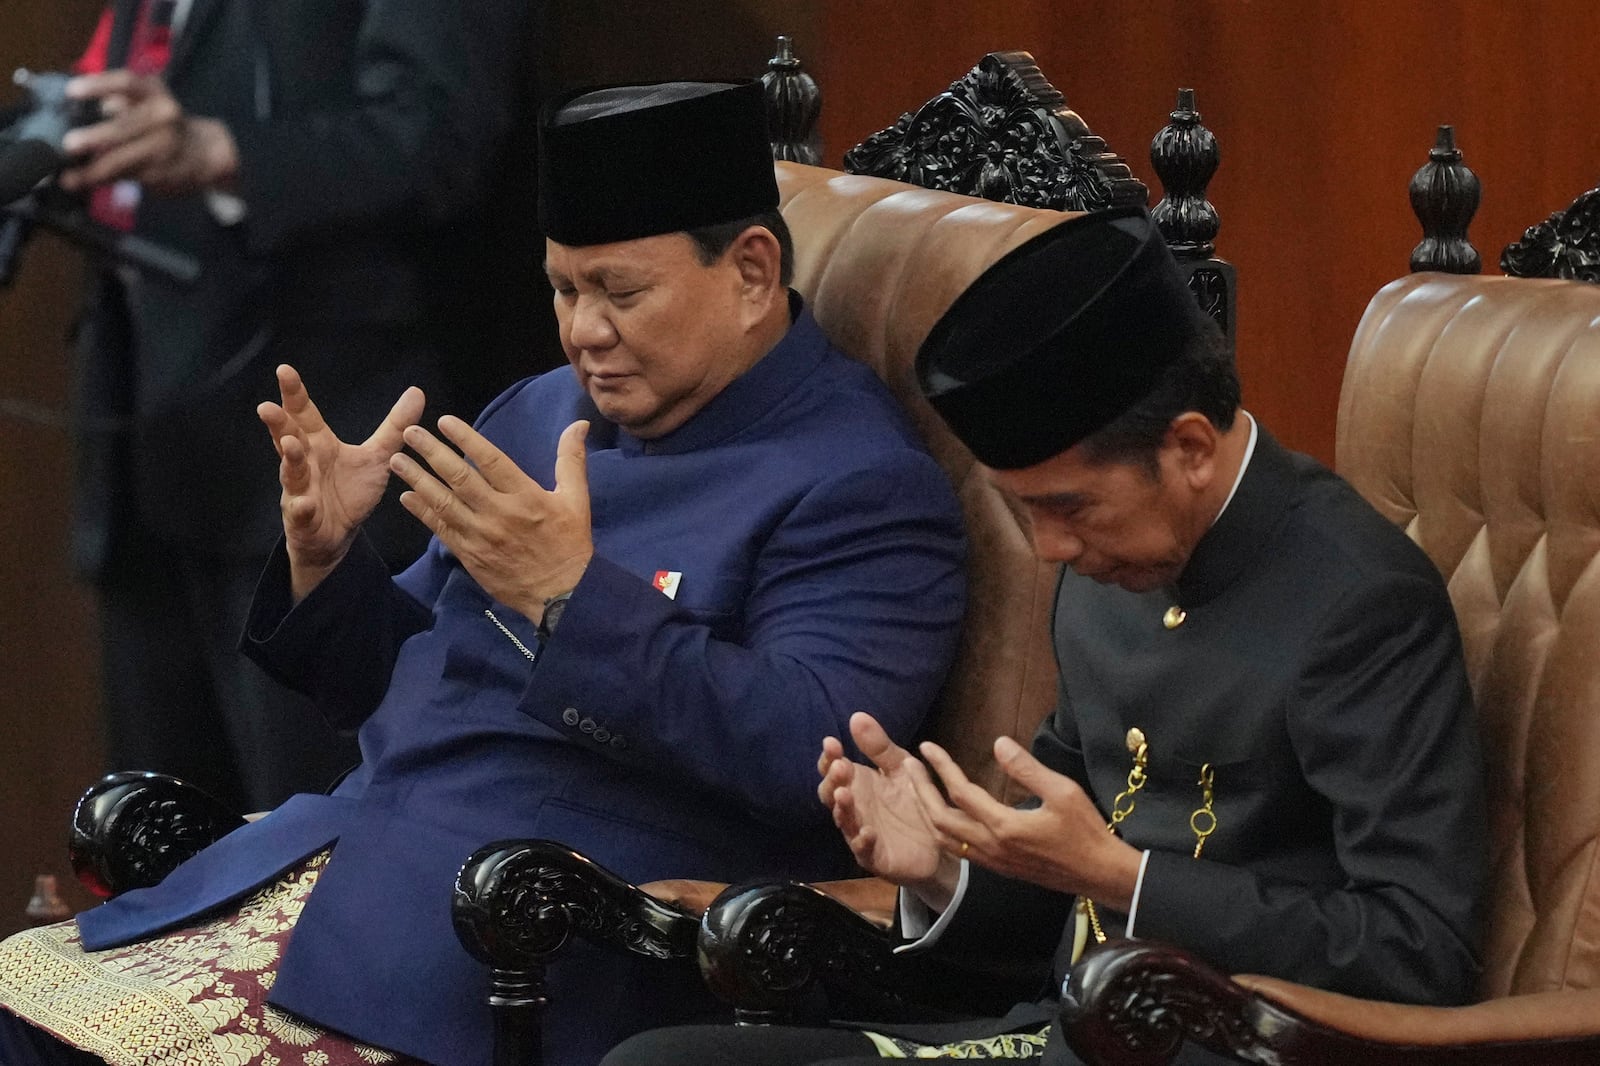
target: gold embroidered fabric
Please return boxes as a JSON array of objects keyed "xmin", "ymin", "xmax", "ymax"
[
  {"xmin": 861, "ymin": 1025, "xmax": 1049, "ymax": 1058},
  {"xmin": 0, "ymin": 850, "xmax": 416, "ymax": 1066}
]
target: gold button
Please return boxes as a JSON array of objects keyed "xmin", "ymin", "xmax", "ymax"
[
  {"xmin": 1163, "ymin": 605, "xmax": 1187, "ymax": 629},
  {"xmin": 1126, "ymin": 727, "xmax": 1146, "ymax": 754}
]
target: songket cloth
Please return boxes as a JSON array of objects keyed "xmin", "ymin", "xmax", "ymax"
[
  {"xmin": 0, "ymin": 851, "xmax": 414, "ymax": 1066},
  {"xmin": 862, "ymin": 1027, "xmax": 1050, "ymax": 1058}
]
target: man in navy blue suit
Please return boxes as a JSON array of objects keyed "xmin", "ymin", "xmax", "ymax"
[{"xmin": 0, "ymin": 81, "xmax": 967, "ymax": 1066}]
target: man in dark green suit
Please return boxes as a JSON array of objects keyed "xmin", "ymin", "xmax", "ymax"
[{"xmin": 605, "ymin": 207, "xmax": 1487, "ymax": 1065}]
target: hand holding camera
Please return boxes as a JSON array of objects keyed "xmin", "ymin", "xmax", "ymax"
[
  {"xmin": 0, "ymin": 69, "xmax": 202, "ymax": 286},
  {"xmin": 57, "ymin": 69, "xmax": 237, "ymax": 197},
  {"xmin": 1, "ymin": 66, "xmax": 237, "ymax": 207}
]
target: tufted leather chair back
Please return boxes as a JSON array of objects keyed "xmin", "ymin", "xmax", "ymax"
[
  {"xmin": 1336, "ymin": 272, "xmax": 1600, "ymax": 1000},
  {"xmin": 775, "ymin": 162, "xmax": 1074, "ymax": 801}
]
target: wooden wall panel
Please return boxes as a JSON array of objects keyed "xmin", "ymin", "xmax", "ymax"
[
  {"xmin": 809, "ymin": 0, "xmax": 1600, "ymax": 464},
  {"xmin": 546, "ymin": 0, "xmax": 817, "ymax": 94}
]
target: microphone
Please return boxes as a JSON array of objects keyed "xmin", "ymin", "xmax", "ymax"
[
  {"xmin": 0, "ymin": 70, "xmax": 85, "ymax": 207},
  {"xmin": 0, "ymin": 138, "xmax": 64, "ymax": 206},
  {"xmin": 0, "ymin": 68, "xmax": 199, "ymax": 287}
]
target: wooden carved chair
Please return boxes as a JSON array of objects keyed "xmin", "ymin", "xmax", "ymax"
[
  {"xmin": 66, "ymin": 45, "xmax": 1238, "ymax": 1064},
  {"xmin": 1057, "ymin": 135, "xmax": 1600, "ymax": 1064}
]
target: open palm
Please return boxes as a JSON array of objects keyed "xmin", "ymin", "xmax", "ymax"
[
  {"xmin": 820, "ymin": 713, "xmax": 947, "ymax": 887},
  {"xmin": 257, "ymin": 365, "xmax": 424, "ymax": 594}
]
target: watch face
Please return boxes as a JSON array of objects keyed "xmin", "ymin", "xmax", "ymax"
[{"xmin": 539, "ymin": 594, "xmax": 571, "ymax": 641}]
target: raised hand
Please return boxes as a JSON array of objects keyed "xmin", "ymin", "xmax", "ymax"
[
  {"xmin": 916, "ymin": 735, "xmax": 1143, "ymax": 911},
  {"xmin": 257, "ymin": 364, "xmax": 424, "ymax": 601},
  {"xmin": 389, "ymin": 416, "xmax": 593, "ymax": 622},
  {"xmin": 60, "ymin": 70, "xmax": 239, "ymax": 195},
  {"xmin": 818, "ymin": 712, "xmax": 962, "ymax": 909}
]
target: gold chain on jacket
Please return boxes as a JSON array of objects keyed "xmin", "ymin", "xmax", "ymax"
[{"xmin": 1071, "ymin": 728, "xmax": 1217, "ymax": 963}]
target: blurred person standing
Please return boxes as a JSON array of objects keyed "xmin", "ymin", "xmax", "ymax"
[{"xmin": 62, "ymin": 0, "xmax": 548, "ymax": 811}]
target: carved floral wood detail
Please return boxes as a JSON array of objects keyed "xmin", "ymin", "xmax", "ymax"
[
  {"xmin": 69, "ymin": 771, "xmax": 246, "ymax": 899},
  {"xmin": 451, "ymin": 841, "xmax": 697, "ymax": 973},
  {"xmin": 1501, "ymin": 186, "xmax": 1600, "ymax": 282},
  {"xmin": 843, "ymin": 51, "xmax": 1148, "ymax": 212},
  {"xmin": 1062, "ymin": 941, "xmax": 1290, "ymax": 1066}
]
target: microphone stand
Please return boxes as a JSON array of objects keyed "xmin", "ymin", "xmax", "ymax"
[{"xmin": 0, "ymin": 186, "xmax": 201, "ymax": 289}]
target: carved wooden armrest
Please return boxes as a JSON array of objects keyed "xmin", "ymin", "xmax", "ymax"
[
  {"xmin": 451, "ymin": 840, "xmax": 700, "ymax": 970},
  {"xmin": 451, "ymin": 839, "xmax": 704, "ymax": 1065},
  {"xmin": 697, "ymin": 878, "xmax": 1026, "ymax": 1025},
  {"xmin": 1060, "ymin": 939, "xmax": 1600, "ymax": 1065},
  {"xmin": 69, "ymin": 771, "xmax": 248, "ymax": 899}
]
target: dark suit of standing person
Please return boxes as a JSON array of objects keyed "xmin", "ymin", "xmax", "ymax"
[
  {"xmin": 64, "ymin": 0, "xmax": 547, "ymax": 812},
  {"xmin": 602, "ymin": 209, "xmax": 1489, "ymax": 1066}
]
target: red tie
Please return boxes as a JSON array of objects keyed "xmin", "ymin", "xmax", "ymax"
[{"xmin": 74, "ymin": 0, "xmax": 176, "ymax": 230}]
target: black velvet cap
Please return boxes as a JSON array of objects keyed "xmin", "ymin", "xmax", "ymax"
[
  {"xmin": 539, "ymin": 80, "xmax": 779, "ymax": 247},
  {"xmin": 915, "ymin": 207, "xmax": 1211, "ymax": 470}
]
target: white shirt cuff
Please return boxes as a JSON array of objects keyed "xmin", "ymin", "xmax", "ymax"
[
  {"xmin": 892, "ymin": 859, "xmax": 971, "ymax": 954},
  {"xmin": 1123, "ymin": 850, "xmax": 1153, "ymax": 939},
  {"xmin": 205, "ymin": 190, "xmax": 247, "ymax": 226}
]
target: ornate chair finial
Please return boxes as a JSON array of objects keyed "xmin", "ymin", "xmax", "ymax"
[
  {"xmin": 1408, "ymin": 125, "xmax": 1481, "ymax": 274},
  {"xmin": 1150, "ymin": 89, "xmax": 1235, "ymax": 344},
  {"xmin": 762, "ymin": 35, "xmax": 822, "ymax": 165},
  {"xmin": 1150, "ymin": 87, "xmax": 1220, "ymax": 259}
]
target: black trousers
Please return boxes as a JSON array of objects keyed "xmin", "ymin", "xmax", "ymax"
[
  {"xmin": 601, "ymin": 1024, "xmax": 884, "ymax": 1066},
  {"xmin": 599, "ymin": 1013, "xmax": 1237, "ymax": 1065},
  {"xmin": 0, "ymin": 1010, "xmax": 106, "ymax": 1066}
]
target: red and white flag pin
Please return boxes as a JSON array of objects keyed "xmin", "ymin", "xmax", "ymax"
[{"xmin": 653, "ymin": 571, "xmax": 682, "ymax": 600}]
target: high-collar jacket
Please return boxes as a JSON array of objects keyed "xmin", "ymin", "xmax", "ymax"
[{"xmin": 912, "ymin": 429, "xmax": 1487, "ymax": 1065}]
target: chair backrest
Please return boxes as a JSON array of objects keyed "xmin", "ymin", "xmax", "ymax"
[
  {"xmin": 776, "ymin": 161, "xmax": 1072, "ymax": 801},
  {"xmin": 834, "ymin": 49, "xmax": 1235, "ymax": 348},
  {"xmin": 1335, "ymin": 271, "xmax": 1600, "ymax": 999}
]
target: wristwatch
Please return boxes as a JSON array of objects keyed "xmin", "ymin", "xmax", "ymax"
[{"xmin": 537, "ymin": 590, "xmax": 573, "ymax": 643}]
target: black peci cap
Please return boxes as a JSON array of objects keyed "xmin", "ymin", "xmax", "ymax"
[
  {"xmin": 538, "ymin": 80, "xmax": 779, "ymax": 247},
  {"xmin": 915, "ymin": 207, "xmax": 1213, "ymax": 470}
]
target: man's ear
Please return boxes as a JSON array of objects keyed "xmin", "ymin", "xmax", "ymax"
[
  {"xmin": 728, "ymin": 225, "xmax": 785, "ymax": 313},
  {"xmin": 1164, "ymin": 412, "xmax": 1222, "ymax": 490}
]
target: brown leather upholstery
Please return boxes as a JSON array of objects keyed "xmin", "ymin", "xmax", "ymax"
[
  {"xmin": 1232, "ymin": 975, "xmax": 1600, "ymax": 1045},
  {"xmin": 776, "ymin": 161, "xmax": 1075, "ymax": 801},
  {"xmin": 1336, "ymin": 272, "xmax": 1600, "ymax": 1001}
]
